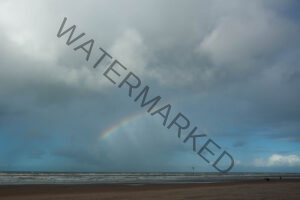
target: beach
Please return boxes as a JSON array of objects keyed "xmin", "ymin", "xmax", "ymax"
[{"xmin": 1, "ymin": 180, "xmax": 299, "ymax": 200}]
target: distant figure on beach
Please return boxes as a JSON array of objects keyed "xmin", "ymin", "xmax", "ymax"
[
  {"xmin": 280, "ymin": 176, "xmax": 282, "ymax": 180},
  {"xmin": 265, "ymin": 178, "xmax": 270, "ymax": 182}
]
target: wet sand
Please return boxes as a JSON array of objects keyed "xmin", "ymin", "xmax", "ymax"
[{"xmin": 0, "ymin": 180, "xmax": 299, "ymax": 200}]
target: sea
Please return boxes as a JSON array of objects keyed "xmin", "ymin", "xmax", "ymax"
[{"xmin": 0, "ymin": 172, "xmax": 299, "ymax": 185}]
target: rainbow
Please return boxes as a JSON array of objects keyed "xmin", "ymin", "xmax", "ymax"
[
  {"xmin": 99, "ymin": 110, "xmax": 148, "ymax": 140},
  {"xmin": 98, "ymin": 97, "xmax": 179, "ymax": 140}
]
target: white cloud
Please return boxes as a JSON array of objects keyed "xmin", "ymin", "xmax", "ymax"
[
  {"xmin": 254, "ymin": 154, "xmax": 300, "ymax": 167},
  {"xmin": 109, "ymin": 29, "xmax": 149, "ymax": 78},
  {"xmin": 0, "ymin": 0, "xmax": 58, "ymax": 62},
  {"xmin": 235, "ymin": 159, "xmax": 242, "ymax": 165}
]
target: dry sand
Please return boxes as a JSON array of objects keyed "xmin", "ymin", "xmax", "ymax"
[{"xmin": 0, "ymin": 180, "xmax": 299, "ymax": 200}]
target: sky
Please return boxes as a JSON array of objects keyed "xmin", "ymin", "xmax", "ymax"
[{"xmin": 0, "ymin": 0, "xmax": 299, "ymax": 173}]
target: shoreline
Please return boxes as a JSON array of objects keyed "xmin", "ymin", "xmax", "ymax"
[{"xmin": 2, "ymin": 172, "xmax": 299, "ymax": 185}]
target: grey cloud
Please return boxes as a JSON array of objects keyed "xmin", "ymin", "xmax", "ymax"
[
  {"xmin": 0, "ymin": 0, "xmax": 299, "ymax": 172},
  {"xmin": 233, "ymin": 141, "xmax": 246, "ymax": 148}
]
